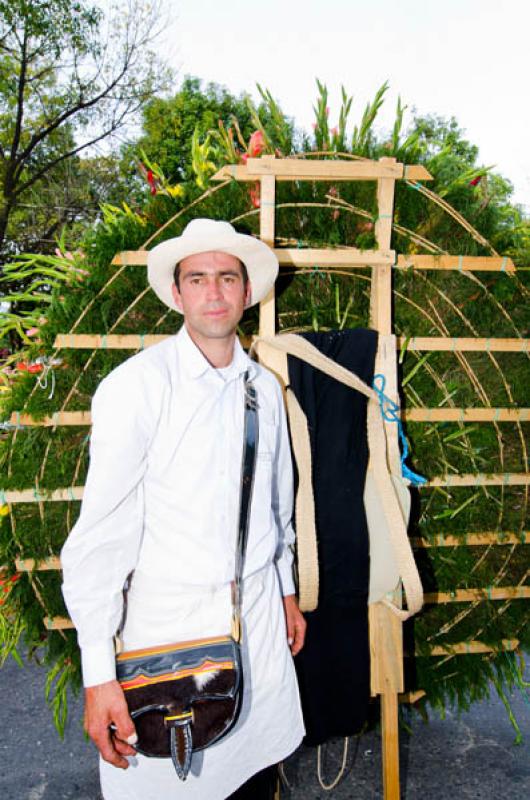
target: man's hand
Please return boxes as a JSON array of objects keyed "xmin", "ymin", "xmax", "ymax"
[
  {"xmin": 84, "ymin": 680, "xmax": 137, "ymax": 769},
  {"xmin": 283, "ymin": 594, "xmax": 306, "ymax": 656}
]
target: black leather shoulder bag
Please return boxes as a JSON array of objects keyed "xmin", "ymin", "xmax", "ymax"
[{"xmin": 114, "ymin": 371, "xmax": 258, "ymax": 780}]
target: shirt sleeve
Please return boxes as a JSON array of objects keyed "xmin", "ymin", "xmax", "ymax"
[
  {"xmin": 271, "ymin": 380, "xmax": 296, "ymax": 597},
  {"xmin": 61, "ymin": 363, "xmax": 159, "ymax": 687}
]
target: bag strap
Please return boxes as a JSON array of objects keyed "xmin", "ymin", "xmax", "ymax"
[
  {"xmin": 251, "ymin": 334, "xmax": 423, "ymax": 620},
  {"xmin": 115, "ymin": 369, "xmax": 259, "ymax": 651},
  {"xmin": 231, "ymin": 370, "xmax": 259, "ymax": 641}
]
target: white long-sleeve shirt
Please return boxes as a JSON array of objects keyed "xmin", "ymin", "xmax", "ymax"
[
  {"xmin": 61, "ymin": 325, "xmax": 304, "ymax": 798},
  {"xmin": 61, "ymin": 324, "xmax": 296, "ymax": 687}
]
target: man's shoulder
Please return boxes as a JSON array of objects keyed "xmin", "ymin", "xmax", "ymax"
[{"xmin": 96, "ymin": 335, "xmax": 178, "ymax": 396}]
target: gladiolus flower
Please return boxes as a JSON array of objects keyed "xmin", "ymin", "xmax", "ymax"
[
  {"xmin": 147, "ymin": 170, "xmax": 157, "ymax": 195},
  {"xmin": 248, "ymin": 130, "xmax": 265, "ymax": 157}
]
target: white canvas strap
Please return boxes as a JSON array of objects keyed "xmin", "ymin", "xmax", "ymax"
[{"xmin": 252, "ymin": 334, "xmax": 423, "ymax": 620}]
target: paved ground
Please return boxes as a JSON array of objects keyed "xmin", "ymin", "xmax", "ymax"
[{"xmin": 1, "ymin": 655, "xmax": 529, "ymax": 799}]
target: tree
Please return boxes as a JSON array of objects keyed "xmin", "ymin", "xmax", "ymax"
[
  {"xmin": 121, "ymin": 77, "xmax": 295, "ymax": 196},
  {"xmin": 0, "ymin": 0, "xmax": 170, "ymax": 255}
]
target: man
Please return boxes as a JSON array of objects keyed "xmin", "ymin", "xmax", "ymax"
[{"xmin": 61, "ymin": 218, "xmax": 306, "ymax": 800}]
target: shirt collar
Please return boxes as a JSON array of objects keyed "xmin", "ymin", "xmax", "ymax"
[{"xmin": 176, "ymin": 324, "xmax": 257, "ymax": 381}]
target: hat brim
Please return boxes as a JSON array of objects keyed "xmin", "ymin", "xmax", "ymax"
[{"xmin": 147, "ymin": 231, "xmax": 279, "ymax": 312}]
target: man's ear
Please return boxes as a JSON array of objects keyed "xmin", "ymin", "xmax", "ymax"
[
  {"xmin": 244, "ymin": 280, "xmax": 252, "ymax": 309},
  {"xmin": 171, "ymin": 282, "xmax": 184, "ymax": 312}
]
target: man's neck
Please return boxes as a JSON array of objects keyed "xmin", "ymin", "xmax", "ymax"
[{"xmin": 184, "ymin": 323, "xmax": 237, "ymax": 368}]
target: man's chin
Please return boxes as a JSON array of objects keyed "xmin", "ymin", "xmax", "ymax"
[{"xmin": 193, "ymin": 321, "xmax": 239, "ymax": 340}]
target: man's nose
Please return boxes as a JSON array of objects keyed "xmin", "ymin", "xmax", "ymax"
[{"xmin": 205, "ymin": 278, "xmax": 223, "ymax": 300}]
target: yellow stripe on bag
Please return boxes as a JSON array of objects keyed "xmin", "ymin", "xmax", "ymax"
[{"xmin": 164, "ymin": 712, "xmax": 193, "ymax": 722}]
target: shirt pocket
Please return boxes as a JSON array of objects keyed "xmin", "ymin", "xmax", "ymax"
[{"xmin": 257, "ymin": 418, "xmax": 276, "ymax": 461}]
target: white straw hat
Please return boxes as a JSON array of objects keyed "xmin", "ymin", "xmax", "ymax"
[{"xmin": 147, "ymin": 218, "xmax": 279, "ymax": 312}]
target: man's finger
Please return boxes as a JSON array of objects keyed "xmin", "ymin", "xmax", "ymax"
[
  {"xmin": 286, "ymin": 618, "xmax": 294, "ymax": 647},
  {"xmin": 92, "ymin": 727, "xmax": 129, "ymax": 769},
  {"xmin": 291, "ymin": 619, "xmax": 307, "ymax": 656},
  {"xmin": 113, "ymin": 706, "xmax": 137, "ymax": 745},
  {"xmin": 113, "ymin": 734, "xmax": 137, "ymax": 757}
]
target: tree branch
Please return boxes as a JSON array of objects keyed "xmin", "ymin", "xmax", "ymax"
[
  {"xmin": 9, "ymin": 26, "xmax": 28, "ymax": 170},
  {"xmin": 11, "ymin": 118, "xmax": 130, "ymax": 200}
]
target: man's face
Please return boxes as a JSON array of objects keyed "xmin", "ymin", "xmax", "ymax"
[{"xmin": 171, "ymin": 251, "xmax": 251, "ymax": 346}]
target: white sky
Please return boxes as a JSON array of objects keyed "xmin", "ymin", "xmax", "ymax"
[{"xmin": 159, "ymin": 0, "xmax": 530, "ymax": 212}]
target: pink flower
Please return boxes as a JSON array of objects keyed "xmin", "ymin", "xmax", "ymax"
[
  {"xmin": 331, "ymin": 127, "xmax": 338, "ymax": 137},
  {"xmin": 25, "ymin": 327, "xmax": 39, "ymax": 337},
  {"xmin": 55, "ymin": 247, "xmax": 74, "ymax": 261},
  {"xmin": 325, "ymin": 107, "xmax": 329, "ymax": 116},
  {"xmin": 248, "ymin": 130, "xmax": 265, "ymax": 157}
]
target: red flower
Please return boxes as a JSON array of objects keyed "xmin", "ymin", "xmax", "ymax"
[
  {"xmin": 469, "ymin": 175, "xmax": 482, "ymax": 187},
  {"xmin": 27, "ymin": 363, "xmax": 44, "ymax": 374},
  {"xmin": 0, "ymin": 572, "xmax": 21, "ymax": 605},
  {"xmin": 147, "ymin": 170, "xmax": 157, "ymax": 195},
  {"xmin": 16, "ymin": 362, "xmax": 28, "ymax": 372},
  {"xmin": 139, "ymin": 162, "xmax": 158, "ymax": 195},
  {"xmin": 248, "ymin": 130, "xmax": 265, "ymax": 157}
]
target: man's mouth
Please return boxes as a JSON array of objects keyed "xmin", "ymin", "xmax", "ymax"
[{"xmin": 204, "ymin": 308, "xmax": 228, "ymax": 317}]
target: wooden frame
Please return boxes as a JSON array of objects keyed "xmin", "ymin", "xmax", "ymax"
[
  {"xmin": 112, "ymin": 250, "xmax": 515, "ymax": 273},
  {"xmin": 7, "ymin": 155, "xmax": 527, "ymax": 800}
]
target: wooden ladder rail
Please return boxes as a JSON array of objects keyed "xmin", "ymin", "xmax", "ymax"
[
  {"xmin": 255, "ymin": 155, "xmax": 404, "ymax": 799},
  {"xmin": 368, "ymin": 156, "xmax": 403, "ymax": 800}
]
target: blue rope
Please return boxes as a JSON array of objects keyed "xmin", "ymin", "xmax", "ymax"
[{"xmin": 372, "ymin": 374, "xmax": 427, "ymax": 486}]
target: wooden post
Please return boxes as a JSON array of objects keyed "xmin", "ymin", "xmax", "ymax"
[
  {"xmin": 369, "ymin": 157, "xmax": 403, "ymax": 800},
  {"xmin": 259, "ymin": 162, "xmax": 276, "ymax": 339}
]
